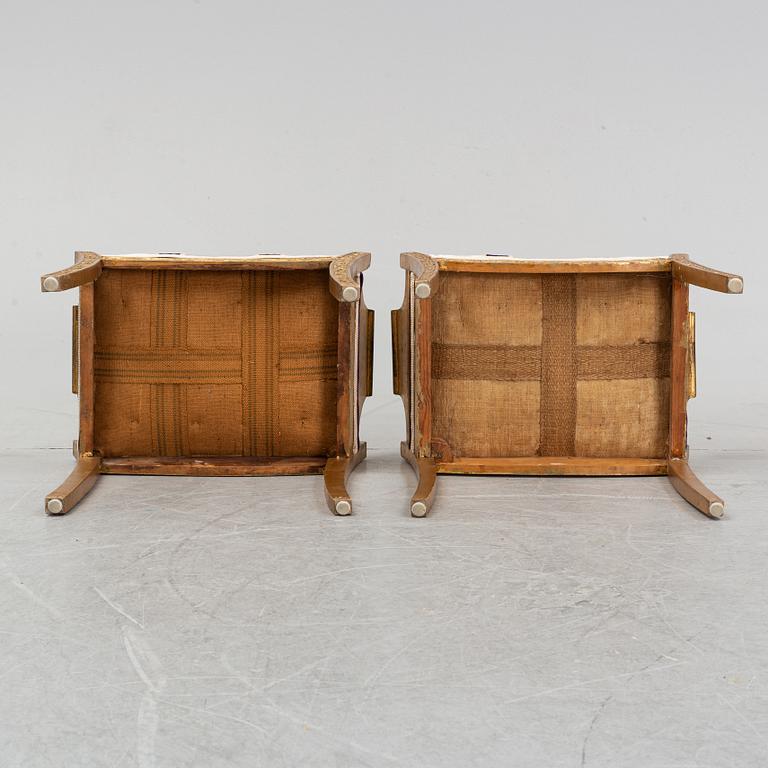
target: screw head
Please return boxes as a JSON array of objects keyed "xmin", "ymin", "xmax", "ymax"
[
  {"xmin": 46, "ymin": 498, "xmax": 64, "ymax": 514},
  {"xmin": 411, "ymin": 501, "xmax": 427, "ymax": 517},
  {"xmin": 43, "ymin": 276, "xmax": 60, "ymax": 292},
  {"xmin": 342, "ymin": 286, "xmax": 359, "ymax": 302},
  {"xmin": 414, "ymin": 283, "xmax": 431, "ymax": 299},
  {"xmin": 335, "ymin": 500, "xmax": 352, "ymax": 516}
]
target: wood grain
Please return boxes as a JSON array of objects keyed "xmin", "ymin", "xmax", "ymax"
[
  {"xmin": 414, "ymin": 293, "xmax": 432, "ymax": 458},
  {"xmin": 336, "ymin": 301, "xmax": 355, "ymax": 457},
  {"xmin": 102, "ymin": 254, "xmax": 337, "ymax": 270},
  {"xmin": 323, "ymin": 445, "xmax": 368, "ymax": 515},
  {"xmin": 78, "ymin": 281, "xmax": 96, "ymax": 455},
  {"xmin": 401, "ymin": 441, "xmax": 437, "ymax": 516},
  {"xmin": 669, "ymin": 277, "xmax": 689, "ymax": 458},
  {"xmin": 45, "ymin": 455, "xmax": 101, "ymax": 515},
  {"xmin": 100, "ymin": 456, "xmax": 328, "ymax": 476},
  {"xmin": 668, "ymin": 457, "xmax": 724, "ymax": 518},
  {"xmin": 436, "ymin": 456, "xmax": 667, "ymax": 476},
  {"xmin": 670, "ymin": 254, "xmax": 743, "ymax": 293},
  {"xmin": 436, "ymin": 257, "xmax": 672, "ymax": 274},
  {"xmin": 41, "ymin": 251, "xmax": 102, "ymax": 291}
]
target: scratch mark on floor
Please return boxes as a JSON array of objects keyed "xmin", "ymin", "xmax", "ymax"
[
  {"xmin": 123, "ymin": 628, "xmax": 167, "ymax": 768},
  {"xmin": 94, "ymin": 586, "xmax": 145, "ymax": 629},
  {"xmin": 0, "ymin": 560, "xmax": 65, "ymax": 621},
  {"xmin": 504, "ymin": 660, "xmax": 687, "ymax": 704}
]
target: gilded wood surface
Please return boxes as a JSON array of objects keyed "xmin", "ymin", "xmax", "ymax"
[{"xmin": 328, "ymin": 252, "xmax": 371, "ymax": 302}]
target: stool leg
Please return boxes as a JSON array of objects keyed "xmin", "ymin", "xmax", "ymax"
[
  {"xmin": 44, "ymin": 454, "xmax": 101, "ymax": 515},
  {"xmin": 323, "ymin": 444, "xmax": 367, "ymax": 516},
  {"xmin": 401, "ymin": 442, "xmax": 437, "ymax": 517},
  {"xmin": 668, "ymin": 457, "xmax": 724, "ymax": 519}
]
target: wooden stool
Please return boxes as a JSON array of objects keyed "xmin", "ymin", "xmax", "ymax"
[
  {"xmin": 42, "ymin": 252, "xmax": 373, "ymax": 516},
  {"xmin": 393, "ymin": 252, "xmax": 743, "ymax": 518}
]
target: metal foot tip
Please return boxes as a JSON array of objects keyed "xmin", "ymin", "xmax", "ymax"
[
  {"xmin": 411, "ymin": 501, "xmax": 427, "ymax": 517},
  {"xmin": 342, "ymin": 286, "xmax": 359, "ymax": 302},
  {"xmin": 727, "ymin": 276, "xmax": 743, "ymax": 294},
  {"xmin": 335, "ymin": 500, "xmax": 352, "ymax": 516},
  {"xmin": 43, "ymin": 276, "xmax": 60, "ymax": 292},
  {"xmin": 414, "ymin": 283, "xmax": 431, "ymax": 299},
  {"xmin": 708, "ymin": 501, "xmax": 724, "ymax": 519},
  {"xmin": 46, "ymin": 498, "xmax": 64, "ymax": 515}
]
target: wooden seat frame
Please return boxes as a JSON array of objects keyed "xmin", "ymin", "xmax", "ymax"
[
  {"xmin": 392, "ymin": 252, "xmax": 743, "ymax": 519},
  {"xmin": 42, "ymin": 251, "xmax": 373, "ymax": 516}
]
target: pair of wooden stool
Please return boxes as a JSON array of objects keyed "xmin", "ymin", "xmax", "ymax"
[{"xmin": 41, "ymin": 251, "xmax": 742, "ymax": 519}]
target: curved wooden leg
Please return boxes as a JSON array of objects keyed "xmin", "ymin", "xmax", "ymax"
[
  {"xmin": 668, "ymin": 457, "xmax": 724, "ymax": 519},
  {"xmin": 323, "ymin": 444, "xmax": 367, "ymax": 516},
  {"xmin": 400, "ymin": 442, "xmax": 437, "ymax": 517},
  {"xmin": 45, "ymin": 454, "xmax": 101, "ymax": 515}
]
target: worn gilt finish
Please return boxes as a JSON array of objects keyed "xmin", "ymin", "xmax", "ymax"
[
  {"xmin": 42, "ymin": 252, "xmax": 373, "ymax": 516},
  {"xmin": 394, "ymin": 252, "xmax": 743, "ymax": 518}
]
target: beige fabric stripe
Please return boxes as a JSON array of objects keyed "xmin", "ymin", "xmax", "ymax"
[
  {"xmin": 432, "ymin": 343, "xmax": 541, "ymax": 381},
  {"xmin": 95, "ymin": 350, "xmax": 241, "ymax": 383},
  {"xmin": 279, "ymin": 345, "xmax": 337, "ymax": 381},
  {"xmin": 540, "ymin": 274, "xmax": 577, "ymax": 456},
  {"xmin": 150, "ymin": 383, "xmax": 185, "ymax": 456},
  {"xmin": 151, "ymin": 271, "xmax": 187, "ymax": 348},
  {"xmin": 431, "ymin": 342, "xmax": 669, "ymax": 383},
  {"xmin": 147, "ymin": 272, "xmax": 189, "ymax": 454},
  {"xmin": 577, "ymin": 342, "xmax": 670, "ymax": 380},
  {"xmin": 241, "ymin": 272, "xmax": 273, "ymax": 456}
]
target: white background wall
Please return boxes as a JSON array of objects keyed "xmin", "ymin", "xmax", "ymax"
[{"xmin": 1, "ymin": 0, "xmax": 765, "ymax": 452}]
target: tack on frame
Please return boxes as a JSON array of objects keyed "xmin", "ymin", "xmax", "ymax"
[
  {"xmin": 392, "ymin": 252, "xmax": 743, "ymax": 519},
  {"xmin": 41, "ymin": 251, "xmax": 373, "ymax": 516}
]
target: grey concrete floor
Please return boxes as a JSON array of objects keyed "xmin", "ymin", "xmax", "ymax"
[{"xmin": 1, "ymin": 406, "xmax": 766, "ymax": 768}]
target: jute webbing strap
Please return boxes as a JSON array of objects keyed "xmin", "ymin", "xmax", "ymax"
[
  {"xmin": 433, "ymin": 344, "xmax": 541, "ymax": 381},
  {"xmin": 152, "ymin": 272, "xmax": 190, "ymax": 456},
  {"xmin": 432, "ymin": 342, "xmax": 669, "ymax": 382},
  {"xmin": 242, "ymin": 271, "xmax": 279, "ymax": 456},
  {"xmin": 576, "ymin": 343, "xmax": 669, "ymax": 380},
  {"xmin": 431, "ymin": 273, "xmax": 671, "ymax": 456},
  {"xmin": 151, "ymin": 270, "xmax": 187, "ymax": 348},
  {"xmin": 151, "ymin": 383, "xmax": 188, "ymax": 456},
  {"xmin": 94, "ymin": 350, "xmax": 242, "ymax": 383},
  {"xmin": 540, "ymin": 274, "xmax": 577, "ymax": 455}
]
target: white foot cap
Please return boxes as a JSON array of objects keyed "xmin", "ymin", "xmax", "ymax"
[
  {"xmin": 708, "ymin": 501, "xmax": 725, "ymax": 519},
  {"xmin": 43, "ymin": 276, "xmax": 60, "ymax": 292},
  {"xmin": 411, "ymin": 501, "xmax": 427, "ymax": 517},
  {"xmin": 46, "ymin": 498, "xmax": 64, "ymax": 514},
  {"xmin": 342, "ymin": 286, "xmax": 359, "ymax": 302},
  {"xmin": 727, "ymin": 276, "xmax": 743, "ymax": 294},
  {"xmin": 335, "ymin": 500, "xmax": 352, "ymax": 516},
  {"xmin": 414, "ymin": 283, "xmax": 431, "ymax": 299}
]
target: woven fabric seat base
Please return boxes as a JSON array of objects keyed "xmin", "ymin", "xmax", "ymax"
[
  {"xmin": 431, "ymin": 271, "xmax": 671, "ymax": 460},
  {"xmin": 93, "ymin": 268, "xmax": 338, "ymax": 459}
]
